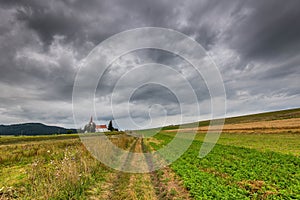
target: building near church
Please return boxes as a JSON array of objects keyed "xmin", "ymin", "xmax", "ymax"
[{"xmin": 96, "ymin": 124, "xmax": 108, "ymax": 132}]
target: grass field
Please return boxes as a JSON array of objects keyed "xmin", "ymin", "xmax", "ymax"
[{"xmin": 1, "ymin": 108, "xmax": 299, "ymax": 199}]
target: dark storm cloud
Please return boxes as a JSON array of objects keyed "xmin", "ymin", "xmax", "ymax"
[
  {"xmin": 1, "ymin": 0, "xmax": 91, "ymax": 45},
  {"xmin": 0, "ymin": 0, "xmax": 299, "ymax": 128},
  {"xmin": 16, "ymin": 6, "xmax": 82, "ymax": 46},
  {"xmin": 2, "ymin": 0, "xmax": 300, "ymax": 61},
  {"xmin": 95, "ymin": 49, "xmax": 211, "ymax": 106},
  {"xmin": 130, "ymin": 84, "xmax": 179, "ymax": 105},
  {"xmin": 0, "ymin": 0, "xmax": 178, "ymax": 48},
  {"xmin": 226, "ymin": 0, "xmax": 300, "ymax": 63}
]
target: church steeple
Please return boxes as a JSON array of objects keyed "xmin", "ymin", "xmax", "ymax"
[{"xmin": 90, "ymin": 116, "xmax": 93, "ymax": 123}]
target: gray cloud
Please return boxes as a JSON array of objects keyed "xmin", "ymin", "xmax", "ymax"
[{"xmin": 0, "ymin": 0, "xmax": 299, "ymax": 129}]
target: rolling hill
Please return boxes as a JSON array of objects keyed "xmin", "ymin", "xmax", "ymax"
[{"xmin": 0, "ymin": 123, "xmax": 77, "ymax": 136}]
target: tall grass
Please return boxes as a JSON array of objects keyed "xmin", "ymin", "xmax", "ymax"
[{"xmin": 0, "ymin": 133, "xmax": 136, "ymax": 199}]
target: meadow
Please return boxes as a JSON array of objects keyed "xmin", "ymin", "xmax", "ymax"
[{"xmin": 0, "ymin": 108, "xmax": 299, "ymax": 199}]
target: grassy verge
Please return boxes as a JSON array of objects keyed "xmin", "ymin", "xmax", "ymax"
[{"xmin": 216, "ymin": 132, "xmax": 300, "ymax": 156}]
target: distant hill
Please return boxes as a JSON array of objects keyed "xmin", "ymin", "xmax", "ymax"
[{"xmin": 0, "ymin": 123, "xmax": 77, "ymax": 136}]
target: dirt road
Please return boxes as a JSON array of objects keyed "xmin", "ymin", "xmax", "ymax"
[{"xmin": 87, "ymin": 137, "xmax": 191, "ymax": 200}]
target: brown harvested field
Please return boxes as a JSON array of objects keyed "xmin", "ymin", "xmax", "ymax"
[{"xmin": 164, "ymin": 117, "xmax": 300, "ymax": 133}]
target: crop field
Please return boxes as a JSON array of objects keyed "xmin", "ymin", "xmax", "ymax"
[{"xmin": 0, "ymin": 108, "xmax": 299, "ymax": 199}]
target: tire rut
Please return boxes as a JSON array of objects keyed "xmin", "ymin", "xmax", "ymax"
[
  {"xmin": 105, "ymin": 138, "xmax": 139, "ymax": 200},
  {"xmin": 142, "ymin": 138, "xmax": 192, "ymax": 200},
  {"xmin": 103, "ymin": 137, "xmax": 158, "ymax": 200}
]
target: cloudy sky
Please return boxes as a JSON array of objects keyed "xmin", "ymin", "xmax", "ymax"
[{"xmin": 0, "ymin": 0, "xmax": 299, "ymax": 129}]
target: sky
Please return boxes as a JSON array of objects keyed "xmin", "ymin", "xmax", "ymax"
[{"xmin": 0, "ymin": 0, "xmax": 299, "ymax": 129}]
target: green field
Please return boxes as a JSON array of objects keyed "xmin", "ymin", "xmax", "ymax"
[
  {"xmin": 1, "ymin": 108, "xmax": 299, "ymax": 199},
  {"xmin": 148, "ymin": 132, "xmax": 300, "ymax": 199}
]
